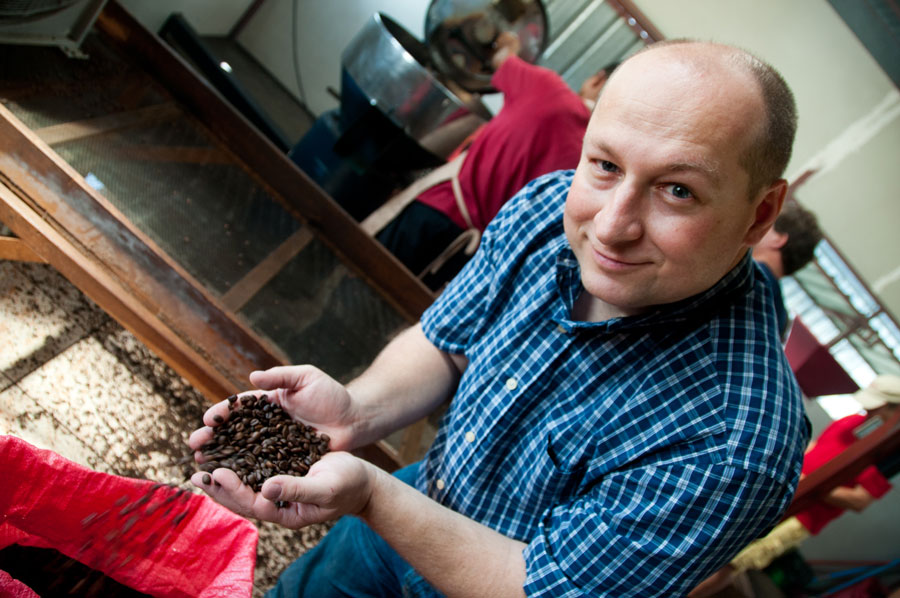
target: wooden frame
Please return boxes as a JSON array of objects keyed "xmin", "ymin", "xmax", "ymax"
[
  {"xmin": 95, "ymin": 2, "xmax": 435, "ymax": 322},
  {"xmin": 0, "ymin": 1, "xmax": 439, "ymax": 471}
]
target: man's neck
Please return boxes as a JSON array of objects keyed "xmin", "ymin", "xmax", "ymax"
[{"xmin": 572, "ymin": 290, "xmax": 634, "ymax": 322}]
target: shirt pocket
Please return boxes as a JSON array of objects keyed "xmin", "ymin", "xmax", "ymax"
[{"xmin": 540, "ymin": 431, "xmax": 593, "ymax": 500}]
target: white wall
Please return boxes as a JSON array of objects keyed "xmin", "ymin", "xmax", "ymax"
[
  {"xmin": 236, "ymin": 0, "xmax": 428, "ymax": 118},
  {"xmin": 117, "ymin": 0, "xmax": 253, "ymax": 36}
]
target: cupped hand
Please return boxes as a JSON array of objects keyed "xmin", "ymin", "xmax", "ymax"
[
  {"xmin": 188, "ymin": 364, "xmax": 359, "ymax": 457},
  {"xmin": 191, "ymin": 451, "xmax": 375, "ymax": 529}
]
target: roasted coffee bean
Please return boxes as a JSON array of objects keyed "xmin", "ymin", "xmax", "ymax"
[
  {"xmin": 195, "ymin": 393, "xmax": 330, "ymax": 504},
  {"xmin": 202, "ymin": 473, "xmax": 211, "ymax": 485}
]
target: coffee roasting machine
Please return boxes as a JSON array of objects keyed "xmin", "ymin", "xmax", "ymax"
[{"xmin": 289, "ymin": 0, "xmax": 548, "ymax": 221}]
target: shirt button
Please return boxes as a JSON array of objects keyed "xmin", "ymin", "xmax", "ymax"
[
  {"xmin": 555, "ymin": 324, "xmax": 567, "ymax": 334},
  {"xmin": 435, "ymin": 478, "xmax": 445, "ymax": 490},
  {"xmin": 505, "ymin": 378, "xmax": 518, "ymax": 391},
  {"xmin": 465, "ymin": 431, "xmax": 475, "ymax": 443}
]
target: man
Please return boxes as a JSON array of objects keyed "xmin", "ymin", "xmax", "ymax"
[
  {"xmin": 690, "ymin": 374, "xmax": 899, "ymax": 598},
  {"xmin": 190, "ymin": 40, "xmax": 809, "ymax": 597},
  {"xmin": 753, "ymin": 199, "xmax": 823, "ymax": 280},
  {"xmin": 375, "ymin": 32, "xmax": 610, "ymax": 287},
  {"xmin": 752, "ymin": 200, "xmax": 823, "ymax": 335}
]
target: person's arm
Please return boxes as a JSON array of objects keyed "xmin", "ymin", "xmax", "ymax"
[
  {"xmin": 361, "ymin": 465, "xmax": 528, "ymax": 597},
  {"xmin": 822, "ymin": 484, "xmax": 876, "ymax": 512},
  {"xmin": 343, "ymin": 323, "xmax": 467, "ymax": 447},
  {"xmin": 490, "ymin": 31, "xmax": 521, "ymax": 70}
]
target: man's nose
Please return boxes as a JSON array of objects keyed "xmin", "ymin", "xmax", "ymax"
[{"xmin": 594, "ymin": 182, "xmax": 643, "ymax": 244}]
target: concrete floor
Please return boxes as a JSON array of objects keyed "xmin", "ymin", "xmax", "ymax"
[{"xmin": 0, "ymin": 254, "xmax": 328, "ymax": 595}]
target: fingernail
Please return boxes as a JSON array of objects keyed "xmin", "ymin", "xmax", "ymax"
[{"xmin": 268, "ymin": 482, "xmax": 282, "ymax": 499}]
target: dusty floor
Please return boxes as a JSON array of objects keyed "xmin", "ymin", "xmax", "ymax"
[{"xmin": 0, "ymin": 254, "xmax": 329, "ymax": 595}]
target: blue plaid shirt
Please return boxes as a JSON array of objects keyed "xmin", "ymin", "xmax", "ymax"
[{"xmin": 418, "ymin": 171, "xmax": 809, "ymax": 597}]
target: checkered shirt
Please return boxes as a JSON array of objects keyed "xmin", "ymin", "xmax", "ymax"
[{"xmin": 418, "ymin": 170, "xmax": 809, "ymax": 597}]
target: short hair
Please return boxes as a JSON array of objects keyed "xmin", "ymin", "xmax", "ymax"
[
  {"xmin": 622, "ymin": 40, "xmax": 798, "ymax": 198},
  {"xmin": 774, "ymin": 200, "xmax": 823, "ymax": 276},
  {"xmin": 601, "ymin": 60, "xmax": 621, "ymax": 75},
  {"xmin": 729, "ymin": 51, "xmax": 798, "ymax": 197}
]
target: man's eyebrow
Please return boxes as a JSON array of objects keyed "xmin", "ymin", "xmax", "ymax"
[
  {"xmin": 588, "ymin": 138, "xmax": 722, "ymax": 185},
  {"xmin": 666, "ymin": 160, "xmax": 721, "ymax": 185}
]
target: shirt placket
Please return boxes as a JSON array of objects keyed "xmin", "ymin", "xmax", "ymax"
[{"xmin": 429, "ymin": 316, "xmax": 575, "ymax": 501}]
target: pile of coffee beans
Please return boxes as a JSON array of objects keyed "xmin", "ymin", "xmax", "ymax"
[{"xmin": 197, "ymin": 394, "xmax": 330, "ymax": 505}]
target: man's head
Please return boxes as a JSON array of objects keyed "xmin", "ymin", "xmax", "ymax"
[
  {"xmin": 579, "ymin": 61, "xmax": 620, "ymax": 106},
  {"xmin": 753, "ymin": 200, "xmax": 823, "ymax": 278},
  {"xmin": 564, "ymin": 41, "xmax": 797, "ymax": 318}
]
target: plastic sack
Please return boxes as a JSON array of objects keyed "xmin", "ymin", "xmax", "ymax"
[{"xmin": 0, "ymin": 435, "xmax": 258, "ymax": 597}]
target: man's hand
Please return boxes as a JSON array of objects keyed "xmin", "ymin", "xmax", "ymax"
[
  {"xmin": 191, "ymin": 451, "xmax": 376, "ymax": 529},
  {"xmin": 188, "ymin": 365, "xmax": 360, "ymax": 459},
  {"xmin": 491, "ymin": 31, "xmax": 521, "ymax": 69}
]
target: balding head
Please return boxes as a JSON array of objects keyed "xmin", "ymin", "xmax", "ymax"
[
  {"xmin": 565, "ymin": 40, "xmax": 794, "ymax": 316},
  {"xmin": 603, "ymin": 40, "xmax": 797, "ymax": 198}
]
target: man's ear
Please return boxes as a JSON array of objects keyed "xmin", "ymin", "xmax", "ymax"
[{"xmin": 744, "ymin": 179, "xmax": 787, "ymax": 246}]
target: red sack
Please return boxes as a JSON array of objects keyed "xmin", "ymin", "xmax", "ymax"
[{"xmin": 0, "ymin": 435, "xmax": 258, "ymax": 597}]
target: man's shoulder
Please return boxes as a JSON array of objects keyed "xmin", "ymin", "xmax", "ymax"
[{"xmin": 487, "ymin": 170, "xmax": 572, "ymax": 238}]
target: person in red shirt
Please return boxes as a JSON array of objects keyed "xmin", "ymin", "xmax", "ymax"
[
  {"xmin": 374, "ymin": 32, "xmax": 617, "ymax": 288},
  {"xmin": 690, "ymin": 374, "xmax": 900, "ymax": 598}
]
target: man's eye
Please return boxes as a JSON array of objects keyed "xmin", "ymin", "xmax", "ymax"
[
  {"xmin": 597, "ymin": 160, "xmax": 618, "ymax": 173},
  {"xmin": 666, "ymin": 184, "xmax": 694, "ymax": 200}
]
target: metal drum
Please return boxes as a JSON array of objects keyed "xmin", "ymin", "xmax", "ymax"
[
  {"xmin": 425, "ymin": 0, "xmax": 549, "ymax": 93},
  {"xmin": 340, "ymin": 12, "xmax": 492, "ymax": 158}
]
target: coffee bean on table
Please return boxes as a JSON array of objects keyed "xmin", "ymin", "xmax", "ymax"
[{"xmin": 196, "ymin": 393, "xmax": 330, "ymax": 507}]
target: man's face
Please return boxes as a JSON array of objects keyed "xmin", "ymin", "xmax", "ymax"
[{"xmin": 564, "ymin": 46, "xmax": 784, "ymax": 318}]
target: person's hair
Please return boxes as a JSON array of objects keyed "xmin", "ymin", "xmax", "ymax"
[
  {"xmin": 774, "ymin": 200, "xmax": 823, "ymax": 276},
  {"xmin": 621, "ymin": 39, "xmax": 798, "ymax": 198},
  {"xmin": 601, "ymin": 60, "xmax": 621, "ymax": 75},
  {"xmin": 728, "ymin": 51, "xmax": 797, "ymax": 197}
]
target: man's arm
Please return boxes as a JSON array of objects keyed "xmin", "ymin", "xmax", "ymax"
[
  {"xmin": 344, "ymin": 323, "xmax": 467, "ymax": 446},
  {"xmin": 359, "ymin": 466, "xmax": 528, "ymax": 597},
  {"xmin": 822, "ymin": 484, "xmax": 876, "ymax": 512}
]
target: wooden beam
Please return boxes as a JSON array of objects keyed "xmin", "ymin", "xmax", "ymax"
[
  {"xmin": 0, "ymin": 235, "xmax": 47, "ymax": 263},
  {"xmin": 33, "ymin": 102, "xmax": 181, "ymax": 146},
  {"xmin": 222, "ymin": 227, "xmax": 314, "ymax": 311}
]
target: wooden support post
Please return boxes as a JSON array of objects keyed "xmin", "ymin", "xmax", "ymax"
[{"xmin": 0, "ymin": 236, "xmax": 47, "ymax": 263}]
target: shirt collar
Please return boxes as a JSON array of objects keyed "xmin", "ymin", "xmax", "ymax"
[{"xmin": 554, "ymin": 246, "xmax": 756, "ymax": 333}]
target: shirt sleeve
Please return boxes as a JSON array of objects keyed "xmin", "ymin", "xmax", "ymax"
[
  {"xmin": 522, "ymin": 463, "xmax": 795, "ymax": 597},
  {"xmin": 856, "ymin": 465, "xmax": 893, "ymax": 499}
]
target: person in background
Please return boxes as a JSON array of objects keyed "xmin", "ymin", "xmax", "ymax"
[
  {"xmin": 752, "ymin": 199, "xmax": 823, "ymax": 336},
  {"xmin": 375, "ymin": 32, "xmax": 618, "ymax": 287},
  {"xmin": 190, "ymin": 39, "xmax": 809, "ymax": 597},
  {"xmin": 690, "ymin": 374, "xmax": 900, "ymax": 598}
]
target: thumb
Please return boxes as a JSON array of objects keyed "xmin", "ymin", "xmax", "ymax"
[
  {"xmin": 249, "ymin": 365, "xmax": 318, "ymax": 392},
  {"xmin": 261, "ymin": 474, "xmax": 332, "ymax": 505}
]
